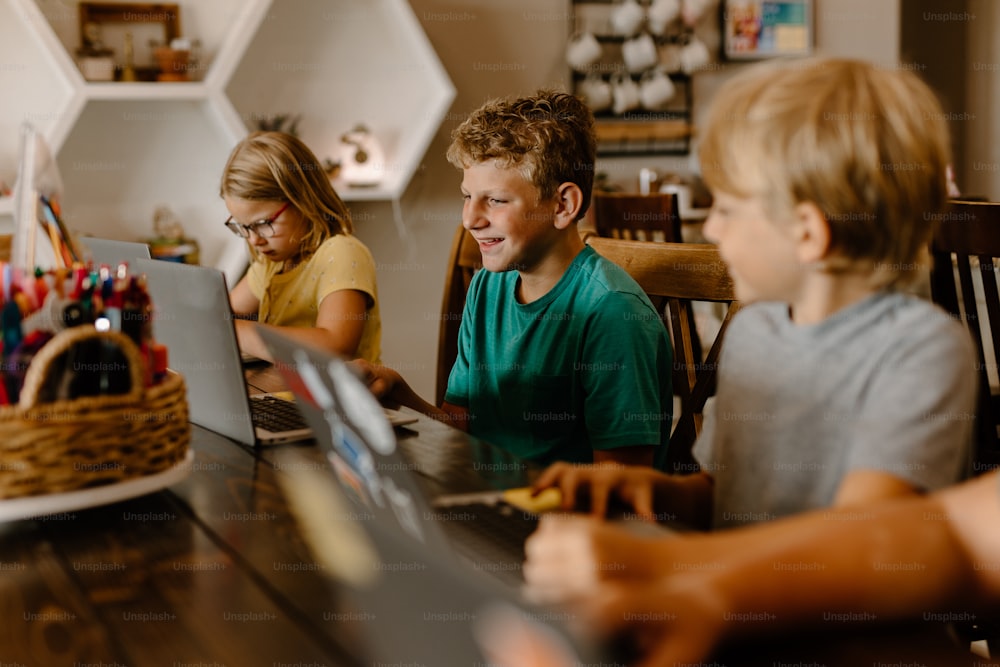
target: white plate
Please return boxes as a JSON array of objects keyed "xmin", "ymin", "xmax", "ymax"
[{"xmin": 0, "ymin": 450, "xmax": 194, "ymax": 522}]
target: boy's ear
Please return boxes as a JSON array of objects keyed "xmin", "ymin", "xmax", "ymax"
[
  {"xmin": 552, "ymin": 182, "xmax": 584, "ymax": 230},
  {"xmin": 793, "ymin": 201, "xmax": 832, "ymax": 264}
]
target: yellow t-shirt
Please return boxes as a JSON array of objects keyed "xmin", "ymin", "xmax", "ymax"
[{"xmin": 247, "ymin": 234, "xmax": 382, "ymax": 364}]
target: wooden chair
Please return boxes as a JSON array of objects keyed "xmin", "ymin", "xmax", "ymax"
[
  {"xmin": 436, "ymin": 224, "xmax": 482, "ymax": 406},
  {"xmin": 0, "ymin": 235, "xmax": 10, "ymax": 262},
  {"xmin": 929, "ymin": 199, "xmax": 1000, "ymax": 473},
  {"xmin": 585, "ymin": 234, "xmax": 740, "ymax": 472},
  {"xmin": 591, "ymin": 192, "xmax": 682, "ymax": 242}
]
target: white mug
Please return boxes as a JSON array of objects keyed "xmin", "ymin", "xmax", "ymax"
[
  {"xmin": 610, "ymin": 0, "xmax": 645, "ymax": 37},
  {"xmin": 681, "ymin": 0, "xmax": 711, "ymax": 27},
  {"xmin": 647, "ymin": 0, "xmax": 681, "ymax": 36},
  {"xmin": 622, "ymin": 32, "xmax": 658, "ymax": 73},
  {"xmin": 611, "ymin": 72, "xmax": 641, "ymax": 115},
  {"xmin": 639, "ymin": 69, "xmax": 675, "ymax": 110},
  {"xmin": 566, "ymin": 31, "xmax": 602, "ymax": 71},
  {"xmin": 679, "ymin": 36, "xmax": 711, "ymax": 74},
  {"xmin": 660, "ymin": 182, "xmax": 693, "ymax": 216},
  {"xmin": 578, "ymin": 73, "xmax": 613, "ymax": 113}
]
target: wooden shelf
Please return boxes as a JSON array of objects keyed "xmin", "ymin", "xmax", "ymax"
[{"xmin": 595, "ymin": 119, "xmax": 692, "ymax": 142}]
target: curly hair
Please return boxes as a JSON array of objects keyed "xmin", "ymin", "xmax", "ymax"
[
  {"xmin": 446, "ymin": 90, "xmax": 597, "ymax": 220},
  {"xmin": 220, "ymin": 131, "xmax": 353, "ymax": 261}
]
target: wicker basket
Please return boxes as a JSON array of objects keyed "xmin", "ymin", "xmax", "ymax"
[{"xmin": 0, "ymin": 326, "xmax": 189, "ymax": 499}]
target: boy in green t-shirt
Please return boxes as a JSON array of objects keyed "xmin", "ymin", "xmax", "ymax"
[{"xmin": 358, "ymin": 90, "xmax": 672, "ymax": 468}]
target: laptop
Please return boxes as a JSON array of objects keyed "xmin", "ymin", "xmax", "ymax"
[
  {"xmin": 134, "ymin": 258, "xmax": 316, "ymax": 445},
  {"xmin": 274, "ymin": 444, "xmax": 610, "ymax": 666},
  {"xmin": 257, "ymin": 325, "xmax": 564, "ymax": 582},
  {"xmin": 135, "ymin": 258, "xmax": 417, "ymax": 446},
  {"xmin": 82, "ymin": 237, "xmax": 152, "ymax": 267}
]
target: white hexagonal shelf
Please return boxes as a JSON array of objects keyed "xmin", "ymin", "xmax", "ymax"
[
  {"xmin": 226, "ymin": 0, "xmax": 455, "ymax": 203},
  {"xmin": 1, "ymin": 0, "xmax": 455, "ymax": 273}
]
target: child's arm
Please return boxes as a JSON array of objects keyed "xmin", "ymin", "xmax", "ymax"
[
  {"xmin": 832, "ymin": 468, "xmax": 923, "ymax": 507},
  {"xmin": 234, "ymin": 288, "xmax": 369, "ymax": 363},
  {"xmin": 531, "ymin": 462, "xmax": 714, "ymax": 527},
  {"xmin": 229, "ymin": 275, "xmax": 260, "ymax": 317},
  {"xmin": 525, "ymin": 472, "xmax": 1000, "ymax": 664},
  {"xmin": 351, "ymin": 359, "xmax": 470, "ymax": 431}
]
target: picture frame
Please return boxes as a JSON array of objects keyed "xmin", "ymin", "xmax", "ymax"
[
  {"xmin": 722, "ymin": 0, "xmax": 813, "ymax": 61},
  {"xmin": 78, "ymin": 2, "xmax": 181, "ymax": 77}
]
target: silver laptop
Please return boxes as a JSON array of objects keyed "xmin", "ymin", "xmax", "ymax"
[
  {"xmin": 82, "ymin": 237, "xmax": 152, "ymax": 267},
  {"xmin": 134, "ymin": 258, "xmax": 313, "ymax": 445},
  {"xmin": 262, "ymin": 327, "xmax": 610, "ymax": 664},
  {"xmin": 257, "ymin": 325, "xmax": 547, "ymax": 580},
  {"xmin": 275, "ymin": 446, "xmax": 608, "ymax": 666}
]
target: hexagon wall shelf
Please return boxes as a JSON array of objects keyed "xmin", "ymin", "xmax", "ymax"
[{"xmin": 0, "ymin": 0, "xmax": 455, "ymax": 272}]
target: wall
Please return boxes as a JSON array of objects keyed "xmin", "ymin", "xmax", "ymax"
[
  {"xmin": 352, "ymin": 0, "xmax": 914, "ymax": 399},
  {"xmin": 963, "ymin": 0, "xmax": 1000, "ymax": 199}
]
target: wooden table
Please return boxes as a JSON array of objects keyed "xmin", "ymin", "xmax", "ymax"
[{"xmin": 0, "ymin": 367, "xmax": 995, "ymax": 665}]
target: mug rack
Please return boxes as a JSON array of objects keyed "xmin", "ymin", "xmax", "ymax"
[{"xmin": 569, "ymin": 0, "xmax": 698, "ymax": 156}]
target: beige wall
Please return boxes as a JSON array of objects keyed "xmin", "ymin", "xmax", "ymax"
[
  {"xmin": 352, "ymin": 0, "xmax": 980, "ymax": 399},
  {"xmin": 964, "ymin": 0, "xmax": 1000, "ymax": 199}
]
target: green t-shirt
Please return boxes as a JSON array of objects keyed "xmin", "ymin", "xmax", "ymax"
[{"xmin": 445, "ymin": 246, "xmax": 672, "ymax": 467}]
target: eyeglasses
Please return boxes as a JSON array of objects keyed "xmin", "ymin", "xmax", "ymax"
[{"xmin": 224, "ymin": 202, "xmax": 291, "ymax": 238}]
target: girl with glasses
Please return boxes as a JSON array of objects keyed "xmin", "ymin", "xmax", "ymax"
[{"xmin": 221, "ymin": 131, "xmax": 381, "ymax": 364}]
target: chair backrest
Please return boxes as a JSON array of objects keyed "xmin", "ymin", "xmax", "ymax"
[
  {"xmin": 585, "ymin": 234, "xmax": 740, "ymax": 472},
  {"xmin": 591, "ymin": 192, "xmax": 682, "ymax": 242},
  {"xmin": 0, "ymin": 235, "xmax": 10, "ymax": 262},
  {"xmin": 436, "ymin": 224, "xmax": 483, "ymax": 406},
  {"xmin": 929, "ymin": 199, "xmax": 1000, "ymax": 472}
]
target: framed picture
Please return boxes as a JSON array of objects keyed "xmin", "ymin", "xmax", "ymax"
[
  {"xmin": 78, "ymin": 2, "xmax": 181, "ymax": 75},
  {"xmin": 722, "ymin": 0, "xmax": 813, "ymax": 60}
]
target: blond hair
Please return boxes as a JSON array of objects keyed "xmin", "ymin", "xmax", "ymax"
[
  {"xmin": 220, "ymin": 131, "xmax": 353, "ymax": 261},
  {"xmin": 698, "ymin": 57, "xmax": 951, "ymax": 289},
  {"xmin": 446, "ymin": 90, "xmax": 597, "ymax": 220}
]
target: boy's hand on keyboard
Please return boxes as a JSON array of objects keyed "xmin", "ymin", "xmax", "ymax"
[
  {"xmin": 531, "ymin": 462, "xmax": 669, "ymax": 520},
  {"xmin": 350, "ymin": 359, "xmax": 402, "ymax": 406},
  {"xmin": 522, "ymin": 514, "xmax": 669, "ymax": 605}
]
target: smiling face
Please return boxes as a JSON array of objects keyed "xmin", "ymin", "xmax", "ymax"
[
  {"xmin": 460, "ymin": 160, "xmax": 561, "ymax": 276},
  {"xmin": 224, "ymin": 196, "xmax": 307, "ymax": 265}
]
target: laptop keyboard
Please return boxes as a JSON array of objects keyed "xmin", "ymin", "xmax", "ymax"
[
  {"xmin": 435, "ymin": 501, "xmax": 539, "ymax": 584},
  {"xmin": 250, "ymin": 395, "xmax": 309, "ymax": 432}
]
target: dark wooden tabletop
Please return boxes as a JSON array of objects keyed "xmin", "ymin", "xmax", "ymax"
[{"xmin": 0, "ymin": 366, "xmax": 995, "ymax": 666}]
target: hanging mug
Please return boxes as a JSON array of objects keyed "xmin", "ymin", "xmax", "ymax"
[
  {"xmin": 639, "ymin": 68, "xmax": 676, "ymax": 110},
  {"xmin": 611, "ymin": 72, "xmax": 641, "ymax": 115},
  {"xmin": 579, "ymin": 73, "xmax": 613, "ymax": 113},
  {"xmin": 679, "ymin": 36, "xmax": 711, "ymax": 74},
  {"xmin": 566, "ymin": 31, "xmax": 603, "ymax": 72},
  {"xmin": 681, "ymin": 0, "xmax": 711, "ymax": 27},
  {"xmin": 647, "ymin": 0, "xmax": 681, "ymax": 36},
  {"xmin": 622, "ymin": 32, "xmax": 658, "ymax": 73},
  {"xmin": 610, "ymin": 0, "xmax": 645, "ymax": 37}
]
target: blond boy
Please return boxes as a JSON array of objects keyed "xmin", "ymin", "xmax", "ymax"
[{"xmin": 529, "ymin": 57, "xmax": 976, "ymax": 530}]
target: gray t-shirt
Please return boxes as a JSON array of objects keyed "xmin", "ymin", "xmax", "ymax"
[{"xmin": 693, "ymin": 291, "xmax": 977, "ymax": 529}]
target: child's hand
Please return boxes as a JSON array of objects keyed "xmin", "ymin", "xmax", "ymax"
[
  {"xmin": 522, "ymin": 514, "xmax": 669, "ymax": 605},
  {"xmin": 349, "ymin": 359, "xmax": 402, "ymax": 402},
  {"xmin": 531, "ymin": 462, "xmax": 669, "ymax": 520},
  {"xmin": 580, "ymin": 579, "xmax": 727, "ymax": 667}
]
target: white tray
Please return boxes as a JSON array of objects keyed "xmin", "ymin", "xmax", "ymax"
[{"xmin": 0, "ymin": 450, "xmax": 194, "ymax": 522}]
